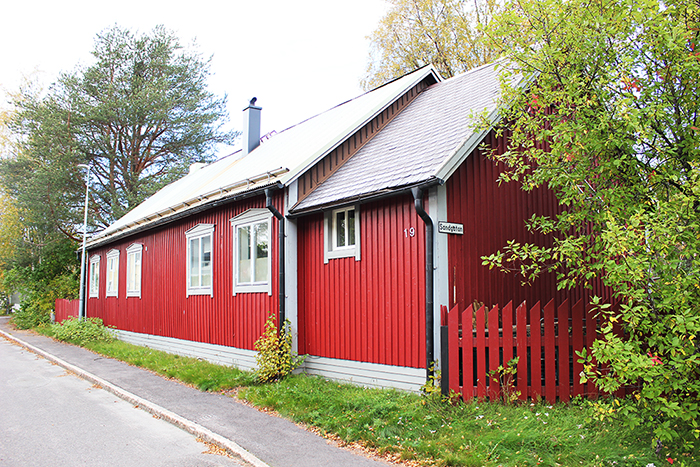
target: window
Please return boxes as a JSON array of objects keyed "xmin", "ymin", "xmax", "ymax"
[
  {"xmin": 105, "ymin": 249, "xmax": 119, "ymax": 297},
  {"xmin": 89, "ymin": 255, "xmax": 100, "ymax": 298},
  {"xmin": 185, "ymin": 224, "xmax": 215, "ymax": 296},
  {"xmin": 126, "ymin": 243, "xmax": 143, "ymax": 298},
  {"xmin": 230, "ymin": 209, "xmax": 272, "ymax": 295},
  {"xmin": 324, "ymin": 205, "xmax": 360, "ymax": 263}
]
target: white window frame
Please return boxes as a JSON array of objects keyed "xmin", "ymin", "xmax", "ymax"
[
  {"xmin": 185, "ymin": 224, "xmax": 215, "ymax": 297},
  {"xmin": 324, "ymin": 204, "xmax": 360, "ymax": 263},
  {"xmin": 105, "ymin": 249, "xmax": 120, "ymax": 297},
  {"xmin": 231, "ymin": 209, "xmax": 272, "ymax": 295},
  {"xmin": 89, "ymin": 255, "xmax": 100, "ymax": 298},
  {"xmin": 126, "ymin": 243, "xmax": 143, "ymax": 298}
]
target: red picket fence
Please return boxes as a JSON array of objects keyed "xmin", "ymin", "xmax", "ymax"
[
  {"xmin": 54, "ymin": 299, "xmax": 79, "ymax": 323},
  {"xmin": 440, "ymin": 299, "xmax": 626, "ymax": 403}
]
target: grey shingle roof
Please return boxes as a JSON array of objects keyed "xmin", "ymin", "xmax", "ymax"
[{"xmin": 293, "ymin": 61, "xmax": 510, "ymax": 212}]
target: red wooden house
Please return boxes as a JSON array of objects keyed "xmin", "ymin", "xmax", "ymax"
[{"xmin": 85, "ymin": 61, "xmax": 579, "ymax": 391}]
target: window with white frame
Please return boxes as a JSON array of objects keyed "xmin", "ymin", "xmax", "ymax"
[
  {"xmin": 126, "ymin": 243, "xmax": 143, "ymax": 298},
  {"xmin": 89, "ymin": 255, "xmax": 100, "ymax": 298},
  {"xmin": 324, "ymin": 205, "xmax": 360, "ymax": 263},
  {"xmin": 230, "ymin": 209, "xmax": 272, "ymax": 295},
  {"xmin": 105, "ymin": 249, "xmax": 119, "ymax": 297},
  {"xmin": 186, "ymin": 224, "xmax": 215, "ymax": 296}
]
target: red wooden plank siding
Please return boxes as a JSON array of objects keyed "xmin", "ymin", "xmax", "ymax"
[
  {"xmin": 445, "ymin": 128, "xmax": 596, "ymax": 317},
  {"xmin": 86, "ymin": 193, "xmax": 281, "ymax": 351},
  {"xmin": 297, "ymin": 194, "xmax": 426, "ymax": 368}
]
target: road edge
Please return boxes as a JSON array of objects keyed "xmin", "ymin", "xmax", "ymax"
[{"xmin": 0, "ymin": 327, "xmax": 270, "ymax": 467}]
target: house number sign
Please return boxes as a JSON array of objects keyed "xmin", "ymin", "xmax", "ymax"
[{"xmin": 438, "ymin": 221, "xmax": 464, "ymax": 235}]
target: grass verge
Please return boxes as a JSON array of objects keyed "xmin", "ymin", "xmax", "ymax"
[
  {"xmin": 33, "ymin": 324, "xmax": 697, "ymax": 466},
  {"xmin": 36, "ymin": 324, "xmax": 256, "ymax": 390},
  {"xmin": 240, "ymin": 375, "xmax": 678, "ymax": 467}
]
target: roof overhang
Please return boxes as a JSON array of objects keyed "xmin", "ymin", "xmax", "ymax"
[
  {"xmin": 287, "ymin": 178, "xmax": 443, "ymax": 218},
  {"xmin": 87, "ymin": 179, "xmax": 285, "ymax": 249}
]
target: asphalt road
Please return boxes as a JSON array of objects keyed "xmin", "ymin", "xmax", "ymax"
[{"xmin": 0, "ymin": 337, "xmax": 245, "ymax": 467}]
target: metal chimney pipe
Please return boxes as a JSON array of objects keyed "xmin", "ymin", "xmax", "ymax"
[{"xmin": 242, "ymin": 97, "xmax": 262, "ymax": 156}]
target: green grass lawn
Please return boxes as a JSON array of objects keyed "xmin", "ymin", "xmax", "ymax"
[{"xmin": 35, "ymin": 324, "xmax": 697, "ymax": 466}]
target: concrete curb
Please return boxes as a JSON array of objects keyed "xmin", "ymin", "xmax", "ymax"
[{"xmin": 0, "ymin": 328, "xmax": 270, "ymax": 467}]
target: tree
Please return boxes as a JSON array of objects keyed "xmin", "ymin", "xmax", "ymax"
[
  {"xmin": 363, "ymin": 0, "xmax": 500, "ymax": 89},
  {"xmin": 482, "ymin": 0, "xmax": 700, "ymax": 450},
  {"xmin": 3, "ymin": 25, "xmax": 236, "ymax": 235}
]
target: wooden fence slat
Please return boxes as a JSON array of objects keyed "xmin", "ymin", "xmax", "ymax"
[
  {"xmin": 54, "ymin": 298, "xmax": 79, "ymax": 323},
  {"xmin": 585, "ymin": 303, "xmax": 598, "ymax": 399},
  {"xmin": 530, "ymin": 302, "xmax": 542, "ymax": 398},
  {"xmin": 502, "ymin": 301, "xmax": 514, "ymax": 365},
  {"xmin": 558, "ymin": 299, "xmax": 571, "ymax": 402},
  {"xmin": 488, "ymin": 305, "xmax": 500, "ymax": 400},
  {"xmin": 448, "ymin": 304, "xmax": 460, "ymax": 394},
  {"xmin": 571, "ymin": 299, "xmax": 585, "ymax": 397},
  {"xmin": 543, "ymin": 300, "xmax": 557, "ymax": 403},
  {"xmin": 516, "ymin": 301, "xmax": 528, "ymax": 400},
  {"xmin": 612, "ymin": 314, "xmax": 626, "ymax": 398},
  {"xmin": 445, "ymin": 298, "xmax": 617, "ymax": 403},
  {"xmin": 476, "ymin": 305, "xmax": 487, "ymax": 399},
  {"xmin": 462, "ymin": 305, "xmax": 474, "ymax": 399}
]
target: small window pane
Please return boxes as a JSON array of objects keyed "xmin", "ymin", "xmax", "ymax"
[
  {"xmin": 336, "ymin": 211, "xmax": 346, "ymax": 247},
  {"xmin": 347, "ymin": 209, "xmax": 355, "ymax": 246},
  {"xmin": 134, "ymin": 252, "xmax": 141, "ymax": 288},
  {"xmin": 90, "ymin": 261, "xmax": 99, "ymax": 296},
  {"xmin": 201, "ymin": 236, "xmax": 212, "ymax": 287},
  {"xmin": 254, "ymin": 222, "xmax": 268, "ymax": 283},
  {"xmin": 238, "ymin": 226, "xmax": 251, "ymax": 284},
  {"xmin": 189, "ymin": 238, "xmax": 200, "ymax": 287},
  {"xmin": 127, "ymin": 253, "xmax": 135, "ymax": 291}
]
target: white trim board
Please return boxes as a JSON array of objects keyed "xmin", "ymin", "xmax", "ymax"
[
  {"xmin": 302, "ymin": 356, "xmax": 425, "ymax": 392},
  {"xmin": 114, "ymin": 330, "xmax": 258, "ymax": 371},
  {"xmin": 113, "ymin": 330, "xmax": 426, "ymax": 392}
]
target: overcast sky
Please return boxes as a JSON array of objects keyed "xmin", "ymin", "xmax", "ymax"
[{"xmin": 0, "ymin": 0, "xmax": 388, "ymax": 155}]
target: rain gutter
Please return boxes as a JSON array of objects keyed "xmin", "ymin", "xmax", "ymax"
[
  {"xmin": 265, "ymin": 187, "xmax": 285, "ymax": 331},
  {"xmin": 412, "ymin": 184, "xmax": 435, "ymax": 383}
]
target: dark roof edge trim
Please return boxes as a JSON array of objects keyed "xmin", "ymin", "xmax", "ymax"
[
  {"xmin": 287, "ymin": 178, "xmax": 443, "ymax": 218},
  {"xmin": 86, "ymin": 183, "xmax": 283, "ymax": 250}
]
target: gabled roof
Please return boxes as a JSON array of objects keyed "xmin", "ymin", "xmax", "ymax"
[
  {"xmin": 292, "ymin": 60, "xmax": 520, "ymax": 213},
  {"xmin": 89, "ymin": 65, "xmax": 442, "ymax": 247}
]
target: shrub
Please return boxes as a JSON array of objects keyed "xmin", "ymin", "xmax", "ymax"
[
  {"xmin": 51, "ymin": 317, "xmax": 114, "ymax": 346},
  {"xmin": 253, "ymin": 313, "xmax": 305, "ymax": 383},
  {"xmin": 11, "ymin": 301, "xmax": 51, "ymax": 329}
]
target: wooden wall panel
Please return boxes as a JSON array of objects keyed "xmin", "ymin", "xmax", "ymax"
[
  {"xmin": 297, "ymin": 194, "xmax": 426, "ymax": 368},
  {"xmin": 445, "ymin": 128, "xmax": 597, "ymax": 312},
  {"xmin": 86, "ymin": 192, "xmax": 282, "ymax": 351}
]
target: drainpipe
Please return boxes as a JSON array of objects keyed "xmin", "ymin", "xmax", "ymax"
[
  {"xmin": 412, "ymin": 186, "xmax": 434, "ymax": 382},
  {"xmin": 265, "ymin": 188, "xmax": 285, "ymax": 331}
]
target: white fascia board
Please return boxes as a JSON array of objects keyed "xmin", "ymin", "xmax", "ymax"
[
  {"xmin": 433, "ymin": 106, "xmax": 503, "ymax": 182},
  {"xmin": 433, "ymin": 69, "xmax": 533, "ymax": 182},
  {"xmin": 280, "ymin": 66, "xmax": 442, "ymax": 187}
]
